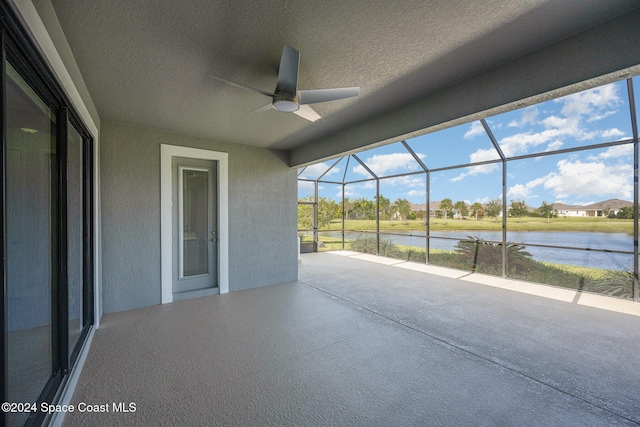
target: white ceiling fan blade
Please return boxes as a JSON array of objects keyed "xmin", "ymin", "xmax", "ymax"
[
  {"xmin": 207, "ymin": 74, "xmax": 274, "ymax": 98},
  {"xmin": 294, "ymin": 104, "xmax": 321, "ymax": 122},
  {"xmin": 298, "ymin": 87, "xmax": 360, "ymax": 104},
  {"xmin": 275, "ymin": 45, "xmax": 299, "ymax": 95}
]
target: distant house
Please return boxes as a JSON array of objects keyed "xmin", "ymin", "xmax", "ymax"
[
  {"xmin": 410, "ymin": 202, "xmax": 441, "ymax": 217},
  {"xmin": 553, "ymin": 198, "xmax": 632, "ymax": 217},
  {"xmin": 553, "ymin": 203, "xmax": 586, "ymax": 217}
]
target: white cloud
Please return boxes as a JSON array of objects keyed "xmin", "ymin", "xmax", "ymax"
[
  {"xmin": 299, "ymin": 162, "xmax": 339, "ymax": 179},
  {"xmin": 507, "ymin": 176, "xmax": 547, "ymax": 199},
  {"xmin": 559, "ymin": 83, "xmax": 621, "ymax": 121},
  {"xmin": 541, "ymin": 115, "xmax": 571, "ymax": 129},
  {"xmin": 343, "ymin": 181, "xmax": 376, "ymax": 198},
  {"xmin": 545, "ymin": 159, "xmax": 631, "ymax": 200},
  {"xmin": 498, "ymin": 130, "xmax": 552, "ymax": 157},
  {"xmin": 545, "ymin": 140, "xmax": 563, "ymax": 151},
  {"xmin": 451, "ymin": 148, "xmax": 500, "ymax": 181},
  {"xmin": 508, "ymin": 107, "xmax": 539, "ymax": 128},
  {"xmin": 588, "ymin": 144, "xmax": 633, "ymax": 160},
  {"xmin": 601, "ymin": 128, "xmax": 625, "ymax": 139},
  {"xmin": 507, "ymin": 184, "xmax": 530, "ymax": 199},
  {"xmin": 382, "ymin": 177, "xmax": 426, "ymax": 201},
  {"xmin": 451, "ymin": 164, "xmax": 498, "ymax": 182},
  {"xmin": 498, "ymin": 119, "xmax": 599, "ymax": 156},
  {"xmin": 464, "ymin": 121, "xmax": 484, "ymax": 139},
  {"xmin": 588, "ymin": 110, "xmax": 617, "ymax": 122},
  {"xmin": 484, "ymin": 119, "xmax": 503, "ymax": 131},
  {"xmin": 495, "ymin": 83, "xmax": 625, "ymax": 157},
  {"xmin": 509, "ymin": 157, "xmax": 632, "ymax": 202},
  {"xmin": 470, "ymin": 148, "xmax": 500, "ymax": 163},
  {"xmin": 407, "ymin": 189, "xmax": 426, "ymax": 198},
  {"xmin": 297, "ymin": 180, "xmax": 314, "ymax": 196},
  {"xmin": 474, "ymin": 196, "xmax": 493, "ymax": 204},
  {"xmin": 343, "ymin": 187, "xmax": 362, "ymax": 199},
  {"xmin": 541, "ymin": 115, "xmax": 596, "ymax": 141},
  {"xmin": 383, "ymin": 175, "xmax": 425, "ymax": 188},
  {"xmin": 354, "ymin": 152, "xmax": 425, "ymax": 176}
]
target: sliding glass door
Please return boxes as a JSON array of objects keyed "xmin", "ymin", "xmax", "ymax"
[
  {"xmin": 5, "ymin": 63, "xmax": 56, "ymax": 427},
  {"xmin": 1, "ymin": 2, "xmax": 95, "ymax": 425}
]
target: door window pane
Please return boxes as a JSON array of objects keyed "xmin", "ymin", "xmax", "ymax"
[
  {"xmin": 6, "ymin": 62, "xmax": 56, "ymax": 426},
  {"xmin": 182, "ymin": 168, "xmax": 209, "ymax": 276}
]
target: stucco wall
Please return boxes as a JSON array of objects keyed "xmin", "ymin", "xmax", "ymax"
[{"xmin": 101, "ymin": 121, "xmax": 298, "ymax": 313}]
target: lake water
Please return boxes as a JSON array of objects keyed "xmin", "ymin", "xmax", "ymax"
[{"xmin": 321, "ymin": 230, "xmax": 634, "ymax": 271}]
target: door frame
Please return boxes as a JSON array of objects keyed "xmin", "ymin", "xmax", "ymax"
[{"xmin": 161, "ymin": 145, "xmax": 229, "ymax": 303}]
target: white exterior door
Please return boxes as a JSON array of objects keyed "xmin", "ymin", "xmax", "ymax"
[{"xmin": 172, "ymin": 157, "xmax": 218, "ymax": 293}]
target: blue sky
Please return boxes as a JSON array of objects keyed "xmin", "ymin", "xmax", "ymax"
[{"xmin": 299, "ymin": 76, "xmax": 639, "ymax": 208}]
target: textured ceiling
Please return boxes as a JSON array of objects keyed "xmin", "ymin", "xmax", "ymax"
[{"xmin": 48, "ymin": 0, "xmax": 639, "ymax": 153}]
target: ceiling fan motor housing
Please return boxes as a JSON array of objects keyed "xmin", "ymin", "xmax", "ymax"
[{"xmin": 272, "ymin": 92, "xmax": 300, "ymax": 112}]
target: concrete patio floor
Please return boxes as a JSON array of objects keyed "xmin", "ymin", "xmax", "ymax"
[{"xmin": 62, "ymin": 252, "xmax": 640, "ymax": 426}]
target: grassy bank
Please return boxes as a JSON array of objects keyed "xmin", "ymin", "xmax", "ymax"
[
  {"xmin": 321, "ymin": 217, "xmax": 633, "ymax": 233},
  {"xmin": 304, "ymin": 234, "xmax": 633, "ymax": 300}
]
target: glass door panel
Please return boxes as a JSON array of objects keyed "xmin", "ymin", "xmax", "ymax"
[
  {"xmin": 5, "ymin": 62, "xmax": 56, "ymax": 426},
  {"xmin": 181, "ymin": 167, "xmax": 209, "ymax": 277},
  {"xmin": 67, "ymin": 124, "xmax": 84, "ymax": 360}
]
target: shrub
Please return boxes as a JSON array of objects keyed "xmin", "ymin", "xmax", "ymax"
[
  {"xmin": 350, "ymin": 235, "xmax": 401, "ymax": 258},
  {"xmin": 455, "ymin": 235, "xmax": 533, "ymax": 274},
  {"xmin": 584, "ymin": 269, "xmax": 633, "ymax": 299},
  {"xmin": 406, "ymin": 249, "xmax": 427, "ymax": 263}
]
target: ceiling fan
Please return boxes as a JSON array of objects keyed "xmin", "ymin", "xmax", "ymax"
[{"xmin": 208, "ymin": 45, "xmax": 359, "ymax": 122}]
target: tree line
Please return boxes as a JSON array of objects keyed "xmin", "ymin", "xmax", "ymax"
[
  {"xmin": 298, "ymin": 195, "xmax": 419, "ymax": 229},
  {"xmin": 298, "ymin": 195, "xmax": 633, "ymax": 229}
]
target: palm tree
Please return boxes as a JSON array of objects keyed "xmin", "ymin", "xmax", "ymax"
[
  {"xmin": 439, "ymin": 198, "xmax": 453, "ymax": 225},
  {"xmin": 342, "ymin": 196, "xmax": 351, "ymax": 220},
  {"xmin": 454, "ymin": 201, "xmax": 468, "ymax": 220},
  {"xmin": 470, "ymin": 202, "xmax": 483, "ymax": 220},
  {"xmin": 376, "ymin": 194, "xmax": 391, "ymax": 220},
  {"xmin": 456, "ymin": 235, "xmax": 533, "ymax": 274},
  {"xmin": 394, "ymin": 198, "xmax": 411, "ymax": 221}
]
